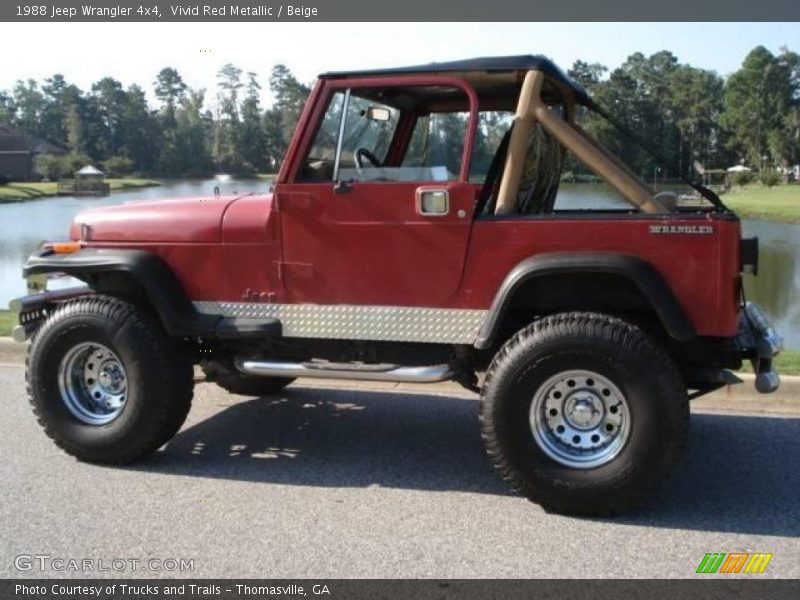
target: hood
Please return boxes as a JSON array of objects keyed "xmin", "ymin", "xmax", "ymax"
[{"xmin": 70, "ymin": 194, "xmax": 251, "ymax": 243}]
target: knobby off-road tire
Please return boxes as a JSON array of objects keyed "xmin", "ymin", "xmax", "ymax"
[
  {"xmin": 26, "ymin": 295, "xmax": 194, "ymax": 464},
  {"xmin": 480, "ymin": 312, "xmax": 688, "ymax": 516},
  {"xmin": 202, "ymin": 362, "xmax": 295, "ymax": 397}
]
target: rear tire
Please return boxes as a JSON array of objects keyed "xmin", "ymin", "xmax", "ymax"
[
  {"xmin": 26, "ymin": 295, "xmax": 194, "ymax": 464},
  {"xmin": 480, "ymin": 312, "xmax": 688, "ymax": 516}
]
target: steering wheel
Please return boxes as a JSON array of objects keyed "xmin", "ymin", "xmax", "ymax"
[{"xmin": 354, "ymin": 147, "xmax": 381, "ymax": 171}]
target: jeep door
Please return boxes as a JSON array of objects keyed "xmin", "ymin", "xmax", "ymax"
[{"xmin": 275, "ymin": 78, "xmax": 479, "ymax": 306}]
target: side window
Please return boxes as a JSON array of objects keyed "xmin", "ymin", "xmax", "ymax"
[
  {"xmin": 553, "ymin": 102, "xmax": 637, "ymax": 211},
  {"xmin": 299, "ymin": 91, "xmax": 399, "ymax": 182},
  {"xmin": 336, "ymin": 95, "xmax": 399, "ymax": 181},
  {"xmin": 298, "ymin": 84, "xmax": 474, "ymax": 184},
  {"xmin": 471, "ymin": 111, "xmax": 514, "ymax": 182},
  {"xmin": 404, "ymin": 111, "xmax": 514, "ymax": 183},
  {"xmin": 300, "ymin": 91, "xmax": 346, "ymax": 182},
  {"xmin": 403, "ymin": 112, "xmax": 468, "ymax": 180}
]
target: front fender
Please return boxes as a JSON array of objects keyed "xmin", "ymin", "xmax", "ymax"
[{"xmin": 22, "ymin": 247, "xmax": 218, "ymax": 337}]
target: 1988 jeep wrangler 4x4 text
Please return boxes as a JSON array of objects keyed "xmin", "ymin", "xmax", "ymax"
[{"xmin": 14, "ymin": 56, "xmax": 781, "ymax": 515}]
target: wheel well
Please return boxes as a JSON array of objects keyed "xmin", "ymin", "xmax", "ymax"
[
  {"xmin": 83, "ymin": 270, "xmax": 146, "ymax": 301},
  {"xmin": 489, "ymin": 272, "xmax": 671, "ymax": 350},
  {"xmin": 23, "ymin": 248, "xmax": 219, "ymax": 338}
]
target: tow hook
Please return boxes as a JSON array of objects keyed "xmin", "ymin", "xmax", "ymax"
[{"xmin": 739, "ymin": 302, "xmax": 782, "ymax": 394}]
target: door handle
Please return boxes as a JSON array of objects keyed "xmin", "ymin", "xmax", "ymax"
[
  {"xmin": 333, "ymin": 180, "xmax": 352, "ymax": 194},
  {"xmin": 416, "ymin": 188, "xmax": 449, "ymax": 217}
]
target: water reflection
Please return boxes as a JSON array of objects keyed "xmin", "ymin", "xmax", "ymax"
[{"xmin": 742, "ymin": 219, "xmax": 800, "ymax": 348}]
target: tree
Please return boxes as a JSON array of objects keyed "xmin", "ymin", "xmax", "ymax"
[
  {"xmin": 64, "ymin": 104, "xmax": 84, "ymax": 152},
  {"xmin": 268, "ymin": 64, "xmax": 310, "ymax": 160},
  {"xmin": 262, "ymin": 108, "xmax": 285, "ymax": 172},
  {"xmin": 0, "ymin": 91, "xmax": 16, "ymax": 125},
  {"xmin": 214, "ymin": 63, "xmax": 245, "ymax": 173},
  {"xmin": 154, "ymin": 67, "xmax": 187, "ymax": 120},
  {"xmin": 721, "ymin": 46, "xmax": 799, "ymax": 168},
  {"xmin": 668, "ymin": 65, "xmax": 726, "ymax": 173},
  {"xmin": 119, "ymin": 84, "xmax": 160, "ymax": 173},
  {"xmin": 90, "ymin": 77, "xmax": 128, "ymax": 157},
  {"xmin": 12, "ymin": 79, "xmax": 46, "ymax": 138},
  {"xmin": 568, "ymin": 60, "xmax": 607, "ymax": 91},
  {"xmin": 239, "ymin": 72, "xmax": 267, "ymax": 172},
  {"xmin": 176, "ymin": 88, "xmax": 214, "ymax": 176}
]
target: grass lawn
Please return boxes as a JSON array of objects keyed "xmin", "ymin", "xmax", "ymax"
[
  {"xmin": 0, "ymin": 310, "xmax": 16, "ymax": 337},
  {"xmin": 722, "ymin": 184, "xmax": 800, "ymax": 224},
  {"xmin": 739, "ymin": 348, "xmax": 800, "ymax": 376},
  {"xmin": 0, "ymin": 178, "xmax": 160, "ymax": 203}
]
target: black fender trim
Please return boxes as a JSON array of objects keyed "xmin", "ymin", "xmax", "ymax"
[
  {"xmin": 23, "ymin": 248, "xmax": 222, "ymax": 338},
  {"xmin": 475, "ymin": 252, "xmax": 696, "ymax": 349}
]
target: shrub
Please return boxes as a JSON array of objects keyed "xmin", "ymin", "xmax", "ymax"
[
  {"xmin": 759, "ymin": 170, "xmax": 781, "ymax": 188},
  {"xmin": 103, "ymin": 155, "xmax": 134, "ymax": 177},
  {"xmin": 36, "ymin": 152, "xmax": 93, "ymax": 181},
  {"xmin": 732, "ymin": 170, "xmax": 754, "ymax": 187},
  {"xmin": 35, "ymin": 153, "xmax": 66, "ymax": 181}
]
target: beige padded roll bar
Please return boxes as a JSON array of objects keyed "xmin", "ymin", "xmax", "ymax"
[{"xmin": 494, "ymin": 70, "xmax": 667, "ymax": 215}]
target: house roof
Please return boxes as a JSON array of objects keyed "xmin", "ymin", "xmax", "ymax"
[
  {"xmin": 0, "ymin": 126, "xmax": 67, "ymax": 154},
  {"xmin": 320, "ymin": 55, "xmax": 589, "ymax": 104},
  {"xmin": 76, "ymin": 165, "xmax": 104, "ymax": 176}
]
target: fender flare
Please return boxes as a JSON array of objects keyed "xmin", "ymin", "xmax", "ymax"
[
  {"xmin": 474, "ymin": 252, "xmax": 696, "ymax": 349},
  {"xmin": 23, "ymin": 247, "xmax": 219, "ymax": 337}
]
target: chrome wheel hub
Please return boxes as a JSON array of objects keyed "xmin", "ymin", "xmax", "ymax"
[
  {"xmin": 58, "ymin": 342, "xmax": 128, "ymax": 425},
  {"xmin": 529, "ymin": 369, "xmax": 630, "ymax": 469}
]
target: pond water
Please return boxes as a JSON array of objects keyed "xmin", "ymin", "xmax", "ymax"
[{"xmin": 1, "ymin": 181, "xmax": 798, "ymax": 348}]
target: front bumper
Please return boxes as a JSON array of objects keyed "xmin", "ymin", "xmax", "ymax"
[
  {"xmin": 9, "ymin": 286, "xmax": 92, "ymax": 342},
  {"xmin": 736, "ymin": 302, "xmax": 782, "ymax": 393}
]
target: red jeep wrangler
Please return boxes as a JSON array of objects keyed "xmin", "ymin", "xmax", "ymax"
[{"xmin": 13, "ymin": 56, "xmax": 781, "ymax": 515}]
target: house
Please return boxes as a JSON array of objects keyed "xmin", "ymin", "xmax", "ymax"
[{"xmin": 0, "ymin": 126, "xmax": 66, "ymax": 181}]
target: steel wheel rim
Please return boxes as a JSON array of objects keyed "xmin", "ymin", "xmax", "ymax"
[
  {"xmin": 529, "ymin": 369, "xmax": 631, "ymax": 469},
  {"xmin": 57, "ymin": 342, "xmax": 128, "ymax": 425}
]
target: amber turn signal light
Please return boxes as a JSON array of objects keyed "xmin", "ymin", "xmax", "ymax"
[{"xmin": 46, "ymin": 242, "xmax": 82, "ymax": 254}]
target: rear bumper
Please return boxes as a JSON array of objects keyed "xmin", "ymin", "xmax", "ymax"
[{"xmin": 736, "ymin": 302, "xmax": 782, "ymax": 393}]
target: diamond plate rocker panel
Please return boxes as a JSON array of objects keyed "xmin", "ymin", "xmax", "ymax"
[{"xmin": 194, "ymin": 302, "xmax": 488, "ymax": 344}]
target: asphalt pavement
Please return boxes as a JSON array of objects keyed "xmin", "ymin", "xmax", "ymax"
[{"xmin": 0, "ymin": 360, "xmax": 798, "ymax": 579}]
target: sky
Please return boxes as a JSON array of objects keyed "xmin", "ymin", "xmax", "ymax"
[{"xmin": 0, "ymin": 22, "xmax": 797, "ymax": 108}]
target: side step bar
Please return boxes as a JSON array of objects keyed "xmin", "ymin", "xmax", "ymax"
[{"xmin": 235, "ymin": 358, "xmax": 453, "ymax": 383}]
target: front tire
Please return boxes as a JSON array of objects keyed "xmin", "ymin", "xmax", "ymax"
[
  {"xmin": 480, "ymin": 312, "xmax": 688, "ymax": 516},
  {"xmin": 26, "ymin": 295, "xmax": 194, "ymax": 464}
]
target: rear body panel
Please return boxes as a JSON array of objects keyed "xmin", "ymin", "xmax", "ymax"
[{"xmin": 463, "ymin": 214, "xmax": 741, "ymax": 337}]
